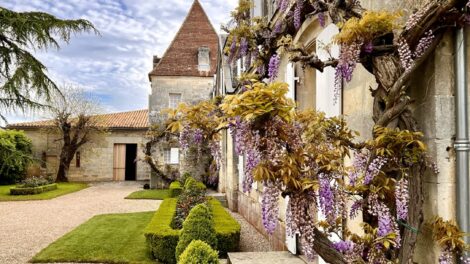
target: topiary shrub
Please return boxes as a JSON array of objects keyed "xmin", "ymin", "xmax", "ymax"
[
  {"xmin": 179, "ymin": 240, "xmax": 219, "ymax": 264},
  {"xmin": 175, "ymin": 203, "xmax": 217, "ymax": 262},
  {"xmin": 169, "ymin": 181, "xmax": 183, "ymax": 197},
  {"xmin": 180, "ymin": 172, "xmax": 192, "ymax": 186}
]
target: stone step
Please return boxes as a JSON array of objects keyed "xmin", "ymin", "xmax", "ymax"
[
  {"xmin": 207, "ymin": 192, "xmax": 228, "ymax": 207},
  {"xmin": 227, "ymin": 251, "xmax": 306, "ymax": 264}
]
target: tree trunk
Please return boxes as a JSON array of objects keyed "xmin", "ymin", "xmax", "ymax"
[{"xmin": 56, "ymin": 147, "xmax": 74, "ymax": 182}]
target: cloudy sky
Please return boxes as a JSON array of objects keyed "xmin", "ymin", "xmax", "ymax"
[{"xmin": 2, "ymin": 0, "xmax": 237, "ymax": 124}]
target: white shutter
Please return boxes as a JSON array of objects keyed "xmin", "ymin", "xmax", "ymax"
[
  {"xmin": 285, "ymin": 62, "xmax": 295, "ymax": 100},
  {"xmin": 238, "ymin": 155, "xmax": 244, "ymax": 191},
  {"xmin": 316, "ymin": 24, "xmax": 340, "ymax": 117},
  {"xmin": 285, "ymin": 195, "xmax": 298, "ymax": 254},
  {"xmin": 253, "ymin": 0, "xmax": 263, "ymax": 17},
  {"xmin": 170, "ymin": 148, "xmax": 179, "ymax": 164}
]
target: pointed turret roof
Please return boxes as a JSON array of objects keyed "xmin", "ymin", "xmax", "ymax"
[{"xmin": 149, "ymin": 0, "xmax": 219, "ymax": 77}]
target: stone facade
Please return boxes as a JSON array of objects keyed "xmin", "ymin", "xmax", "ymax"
[
  {"xmin": 18, "ymin": 128, "xmax": 149, "ymax": 182},
  {"xmin": 216, "ymin": 0, "xmax": 470, "ymax": 262},
  {"xmin": 148, "ymin": 0, "xmax": 218, "ymax": 186}
]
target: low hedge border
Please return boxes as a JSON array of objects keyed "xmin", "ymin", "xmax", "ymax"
[
  {"xmin": 144, "ymin": 198, "xmax": 240, "ymax": 264},
  {"xmin": 209, "ymin": 198, "xmax": 241, "ymax": 256},
  {"xmin": 10, "ymin": 183, "xmax": 58, "ymax": 195},
  {"xmin": 169, "ymin": 181, "xmax": 182, "ymax": 198},
  {"xmin": 144, "ymin": 198, "xmax": 180, "ymax": 264}
]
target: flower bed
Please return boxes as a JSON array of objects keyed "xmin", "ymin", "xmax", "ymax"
[
  {"xmin": 10, "ymin": 183, "xmax": 58, "ymax": 195},
  {"xmin": 144, "ymin": 198, "xmax": 240, "ymax": 264}
]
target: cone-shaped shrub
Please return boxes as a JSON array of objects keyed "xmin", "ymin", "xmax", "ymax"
[
  {"xmin": 179, "ymin": 240, "xmax": 219, "ymax": 264},
  {"xmin": 175, "ymin": 203, "xmax": 217, "ymax": 261}
]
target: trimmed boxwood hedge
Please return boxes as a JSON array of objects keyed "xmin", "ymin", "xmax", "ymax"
[
  {"xmin": 10, "ymin": 183, "xmax": 58, "ymax": 195},
  {"xmin": 175, "ymin": 204, "xmax": 217, "ymax": 261},
  {"xmin": 169, "ymin": 181, "xmax": 182, "ymax": 197},
  {"xmin": 144, "ymin": 198, "xmax": 240, "ymax": 264},
  {"xmin": 144, "ymin": 198, "xmax": 180, "ymax": 264},
  {"xmin": 179, "ymin": 240, "xmax": 219, "ymax": 264}
]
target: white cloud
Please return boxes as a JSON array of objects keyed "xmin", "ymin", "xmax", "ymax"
[{"xmin": 1, "ymin": 0, "xmax": 238, "ymax": 125}]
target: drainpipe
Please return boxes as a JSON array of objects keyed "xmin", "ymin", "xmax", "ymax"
[{"xmin": 455, "ymin": 26, "xmax": 470, "ymax": 251}]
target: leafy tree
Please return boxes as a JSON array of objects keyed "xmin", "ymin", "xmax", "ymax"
[
  {"xmin": 0, "ymin": 6, "xmax": 97, "ymax": 121},
  {"xmin": 0, "ymin": 129, "xmax": 33, "ymax": 184},
  {"xmin": 47, "ymin": 85, "xmax": 102, "ymax": 182}
]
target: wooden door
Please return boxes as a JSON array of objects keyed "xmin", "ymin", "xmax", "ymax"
[{"xmin": 113, "ymin": 144, "xmax": 126, "ymax": 181}]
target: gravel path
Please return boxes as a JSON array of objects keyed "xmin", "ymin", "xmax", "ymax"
[
  {"xmin": 0, "ymin": 182, "xmax": 160, "ymax": 264},
  {"xmin": 227, "ymin": 210, "xmax": 272, "ymax": 252}
]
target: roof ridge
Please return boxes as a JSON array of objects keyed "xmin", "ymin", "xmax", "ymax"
[{"xmin": 148, "ymin": 0, "xmax": 219, "ymax": 78}]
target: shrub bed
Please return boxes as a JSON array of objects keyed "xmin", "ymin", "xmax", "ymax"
[
  {"xmin": 10, "ymin": 183, "xmax": 58, "ymax": 195},
  {"xmin": 144, "ymin": 198, "xmax": 240, "ymax": 264},
  {"xmin": 169, "ymin": 181, "xmax": 182, "ymax": 198}
]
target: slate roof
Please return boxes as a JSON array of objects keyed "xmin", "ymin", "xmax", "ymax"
[
  {"xmin": 8, "ymin": 109, "xmax": 149, "ymax": 130},
  {"xmin": 149, "ymin": 0, "xmax": 219, "ymax": 78}
]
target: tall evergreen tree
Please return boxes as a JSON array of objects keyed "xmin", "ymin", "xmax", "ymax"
[{"xmin": 0, "ymin": 6, "xmax": 97, "ymax": 122}]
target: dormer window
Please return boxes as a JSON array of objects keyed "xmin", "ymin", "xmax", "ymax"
[{"xmin": 198, "ymin": 46, "xmax": 210, "ymax": 73}]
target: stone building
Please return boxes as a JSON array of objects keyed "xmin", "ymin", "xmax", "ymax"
[
  {"xmin": 215, "ymin": 1, "xmax": 470, "ymax": 262},
  {"xmin": 7, "ymin": 110, "xmax": 150, "ymax": 182},
  {"xmin": 148, "ymin": 0, "xmax": 218, "ymax": 186}
]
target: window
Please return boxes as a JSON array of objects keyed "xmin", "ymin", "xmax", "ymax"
[
  {"xmin": 285, "ymin": 62, "xmax": 296, "ymax": 100},
  {"xmin": 164, "ymin": 148, "xmax": 179, "ymax": 164},
  {"xmin": 75, "ymin": 151, "xmax": 81, "ymax": 168},
  {"xmin": 169, "ymin": 93, "xmax": 182, "ymax": 109},
  {"xmin": 198, "ymin": 46, "xmax": 211, "ymax": 72},
  {"xmin": 252, "ymin": 0, "xmax": 268, "ymax": 17}
]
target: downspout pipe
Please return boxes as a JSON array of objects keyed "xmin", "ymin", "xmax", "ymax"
[{"xmin": 455, "ymin": 26, "xmax": 470, "ymax": 251}]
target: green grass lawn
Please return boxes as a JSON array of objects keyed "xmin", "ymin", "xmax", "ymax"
[
  {"xmin": 0, "ymin": 182, "xmax": 88, "ymax": 201},
  {"xmin": 32, "ymin": 211, "xmax": 156, "ymax": 264},
  {"xmin": 125, "ymin": 189, "xmax": 171, "ymax": 200}
]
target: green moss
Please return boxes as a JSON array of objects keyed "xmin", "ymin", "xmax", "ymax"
[{"xmin": 179, "ymin": 240, "xmax": 219, "ymax": 264}]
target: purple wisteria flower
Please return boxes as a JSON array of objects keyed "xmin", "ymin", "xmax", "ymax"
[
  {"xmin": 227, "ymin": 37, "xmax": 238, "ymax": 64},
  {"xmin": 268, "ymin": 54, "xmax": 281, "ymax": 81},
  {"xmin": 395, "ymin": 177, "xmax": 409, "ymax": 220},
  {"xmin": 318, "ymin": 12, "xmax": 326, "ymax": 27},
  {"xmin": 261, "ymin": 181, "xmax": 281, "ymax": 234},
  {"xmin": 294, "ymin": 0, "xmax": 303, "ymax": 29},
  {"xmin": 239, "ymin": 37, "xmax": 248, "ymax": 57},
  {"xmin": 319, "ymin": 175, "xmax": 336, "ymax": 224},
  {"xmin": 332, "ymin": 240, "xmax": 354, "ymax": 253},
  {"xmin": 364, "ymin": 156, "xmax": 387, "ymax": 185}
]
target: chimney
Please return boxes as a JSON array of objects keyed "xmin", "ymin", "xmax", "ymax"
[{"xmin": 153, "ymin": 55, "xmax": 161, "ymax": 68}]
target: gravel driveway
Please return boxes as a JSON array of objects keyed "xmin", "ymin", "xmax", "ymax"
[{"xmin": 0, "ymin": 182, "xmax": 160, "ymax": 264}]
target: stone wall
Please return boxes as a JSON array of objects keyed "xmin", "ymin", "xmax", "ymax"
[
  {"xmin": 21, "ymin": 129, "xmax": 150, "ymax": 182},
  {"xmin": 148, "ymin": 76, "xmax": 213, "ymax": 122},
  {"xmin": 148, "ymin": 75, "xmax": 213, "ymax": 181},
  {"xmin": 220, "ymin": 3, "xmax": 464, "ymax": 262}
]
